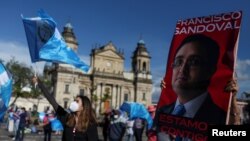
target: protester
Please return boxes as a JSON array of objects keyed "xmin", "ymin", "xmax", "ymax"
[
  {"xmin": 102, "ymin": 113, "xmax": 110, "ymax": 141},
  {"xmin": 109, "ymin": 109, "xmax": 126, "ymax": 141},
  {"xmin": 12, "ymin": 108, "xmax": 21, "ymax": 140},
  {"xmin": 33, "ymin": 77, "xmax": 98, "ymax": 141},
  {"xmin": 125, "ymin": 119, "xmax": 134, "ymax": 141},
  {"xmin": 133, "ymin": 118, "xmax": 145, "ymax": 141},
  {"xmin": 43, "ymin": 111, "xmax": 52, "ymax": 141},
  {"xmin": 26, "ymin": 108, "xmax": 32, "ymax": 128},
  {"xmin": 14, "ymin": 107, "xmax": 27, "ymax": 141},
  {"xmin": 146, "ymin": 105, "xmax": 156, "ymax": 141},
  {"xmin": 147, "ymin": 105, "xmax": 156, "ymax": 119}
]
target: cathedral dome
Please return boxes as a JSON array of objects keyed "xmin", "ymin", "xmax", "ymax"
[
  {"xmin": 62, "ymin": 22, "xmax": 79, "ymax": 51},
  {"xmin": 133, "ymin": 39, "xmax": 150, "ymax": 57}
]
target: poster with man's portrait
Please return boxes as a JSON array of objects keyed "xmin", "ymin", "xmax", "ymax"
[{"xmin": 155, "ymin": 11, "xmax": 242, "ymax": 141}]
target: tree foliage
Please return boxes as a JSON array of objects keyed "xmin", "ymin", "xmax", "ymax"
[
  {"xmin": 4, "ymin": 57, "xmax": 42, "ymax": 100},
  {"xmin": 101, "ymin": 87, "xmax": 111, "ymax": 102}
]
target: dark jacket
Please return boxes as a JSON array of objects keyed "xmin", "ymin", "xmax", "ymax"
[
  {"xmin": 154, "ymin": 94, "xmax": 227, "ymax": 140},
  {"xmin": 109, "ymin": 117, "xmax": 126, "ymax": 140},
  {"xmin": 57, "ymin": 106, "xmax": 98, "ymax": 141},
  {"xmin": 155, "ymin": 94, "xmax": 226, "ymax": 125}
]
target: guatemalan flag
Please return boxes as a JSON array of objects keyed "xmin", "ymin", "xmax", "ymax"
[
  {"xmin": 120, "ymin": 102, "xmax": 153, "ymax": 129},
  {"xmin": 0, "ymin": 63, "xmax": 13, "ymax": 119},
  {"xmin": 21, "ymin": 10, "xmax": 89, "ymax": 73}
]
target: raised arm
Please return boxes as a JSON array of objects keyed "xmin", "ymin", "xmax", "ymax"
[
  {"xmin": 33, "ymin": 77, "xmax": 59, "ymax": 111},
  {"xmin": 224, "ymin": 78, "xmax": 240, "ymax": 125}
]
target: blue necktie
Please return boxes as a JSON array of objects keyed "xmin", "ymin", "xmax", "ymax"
[
  {"xmin": 172, "ymin": 104, "xmax": 186, "ymax": 116},
  {"xmin": 172, "ymin": 104, "xmax": 186, "ymax": 141}
]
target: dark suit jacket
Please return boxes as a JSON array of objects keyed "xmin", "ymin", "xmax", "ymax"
[{"xmin": 155, "ymin": 94, "xmax": 226, "ymax": 125}]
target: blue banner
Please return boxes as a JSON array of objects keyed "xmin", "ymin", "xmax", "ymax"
[
  {"xmin": 22, "ymin": 10, "xmax": 90, "ymax": 72},
  {"xmin": 120, "ymin": 102, "xmax": 153, "ymax": 129},
  {"xmin": 50, "ymin": 118, "xmax": 64, "ymax": 131},
  {"xmin": 0, "ymin": 63, "xmax": 13, "ymax": 119}
]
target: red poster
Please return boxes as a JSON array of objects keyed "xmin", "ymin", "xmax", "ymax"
[{"xmin": 155, "ymin": 11, "xmax": 242, "ymax": 141}]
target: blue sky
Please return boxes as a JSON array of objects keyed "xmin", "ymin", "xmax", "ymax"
[{"xmin": 0, "ymin": 0, "xmax": 250, "ymax": 102}]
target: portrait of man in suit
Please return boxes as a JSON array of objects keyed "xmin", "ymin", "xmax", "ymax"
[
  {"xmin": 155, "ymin": 34, "xmax": 227, "ymax": 140},
  {"xmin": 163, "ymin": 33, "xmax": 225, "ymax": 122}
]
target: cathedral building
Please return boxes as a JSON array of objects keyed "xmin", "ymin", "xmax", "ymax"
[{"xmin": 45, "ymin": 23, "xmax": 153, "ymax": 116}]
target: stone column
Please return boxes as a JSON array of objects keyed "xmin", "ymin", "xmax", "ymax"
[
  {"xmin": 112, "ymin": 85, "xmax": 116, "ymax": 108},
  {"xmin": 95, "ymin": 84, "xmax": 101, "ymax": 116},
  {"xmin": 119, "ymin": 86, "xmax": 122, "ymax": 105},
  {"xmin": 99, "ymin": 83, "xmax": 104, "ymax": 113}
]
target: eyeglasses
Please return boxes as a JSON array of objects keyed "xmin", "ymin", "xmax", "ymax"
[{"xmin": 172, "ymin": 56, "xmax": 205, "ymax": 69}]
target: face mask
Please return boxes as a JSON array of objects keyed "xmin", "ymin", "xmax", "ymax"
[
  {"xmin": 69, "ymin": 101, "xmax": 79, "ymax": 112},
  {"xmin": 114, "ymin": 115, "xmax": 118, "ymax": 119}
]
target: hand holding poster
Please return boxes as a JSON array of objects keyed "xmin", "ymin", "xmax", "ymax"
[{"xmin": 154, "ymin": 11, "xmax": 242, "ymax": 141}]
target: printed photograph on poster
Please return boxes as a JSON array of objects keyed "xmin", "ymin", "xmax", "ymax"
[{"xmin": 154, "ymin": 11, "xmax": 242, "ymax": 141}]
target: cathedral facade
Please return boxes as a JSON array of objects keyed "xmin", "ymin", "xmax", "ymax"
[{"xmin": 45, "ymin": 23, "xmax": 153, "ymax": 116}]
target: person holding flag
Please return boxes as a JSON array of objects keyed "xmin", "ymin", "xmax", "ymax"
[
  {"xmin": 33, "ymin": 76, "xmax": 98, "ymax": 141},
  {"xmin": 22, "ymin": 10, "xmax": 98, "ymax": 141}
]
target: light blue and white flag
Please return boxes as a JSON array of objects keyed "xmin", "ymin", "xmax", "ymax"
[
  {"xmin": 120, "ymin": 102, "xmax": 153, "ymax": 129},
  {"xmin": 22, "ymin": 10, "xmax": 89, "ymax": 72},
  {"xmin": 0, "ymin": 63, "xmax": 13, "ymax": 119},
  {"xmin": 50, "ymin": 118, "xmax": 64, "ymax": 131}
]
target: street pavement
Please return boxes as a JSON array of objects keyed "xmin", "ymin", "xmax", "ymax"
[{"xmin": 0, "ymin": 123, "xmax": 148, "ymax": 141}]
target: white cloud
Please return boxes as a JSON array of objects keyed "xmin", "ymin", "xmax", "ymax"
[
  {"xmin": 235, "ymin": 59, "xmax": 250, "ymax": 97},
  {"xmin": 0, "ymin": 40, "xmax": 45, "ymax": 74},
  {"xmin": 236, "ymin": 59, "xmax": 250, "ymax": 80},
  {"xmin": 79, "ymin": 54, "xmax": 90, "ymax": 66},
  {"xmin": 151, "ymin": 66, "xmax": 166, "ymax": 103},
  {"xmin": 0, "ymin": 40, "xmax": 30, "ymax": 63}
]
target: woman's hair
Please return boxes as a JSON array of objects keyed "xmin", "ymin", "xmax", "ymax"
[{"xmin": 66, "ymin": 95, "xmax": 97, "ymax": 132}]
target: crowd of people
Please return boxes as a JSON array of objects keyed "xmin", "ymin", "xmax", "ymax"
[
  {"xmin": 4, "ymin": 102, "xmax": 156, "ymax": 141},
  {"xmin": 101, "ymin": 105, "xmax": 156, "ymax": 141},
  {"xmin": 5, "ymin": 105, "xmax": 63, "ymax": 141}
]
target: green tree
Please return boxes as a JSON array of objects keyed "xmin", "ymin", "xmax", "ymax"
[
  {"xmin": 4, "ymin": 57, "xmax": 42, "ymax": 105},
  {"xmin": 101, "ymin": 88, "xmax": 111, "ymax": 102}
]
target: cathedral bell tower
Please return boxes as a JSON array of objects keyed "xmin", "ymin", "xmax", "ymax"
[
  {"xmin": 131, "ymin": 39, "xmax": 152, "ymax": 103},
  {"xmin": 132, "ymin": 39, "xmax": 151, "ymax": 74},
  {"xmin": 62, "ymin": 22, "xmax": 79, "ymax": 52}
]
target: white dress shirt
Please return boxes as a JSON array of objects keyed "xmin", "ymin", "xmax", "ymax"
[{"xmin": 173, "ymin": 92, "xmax": 208, "ymax": 118}]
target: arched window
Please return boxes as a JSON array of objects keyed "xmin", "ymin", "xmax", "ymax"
[
  {"xmin": 138, "ymin": 59, "xmax": 141, "ymax": 71},
  {"xmin": 124, "ymin": 94, "xmax": 129, "ymax": 101},
  {"xmin": 142, "ymin": 93, "xmax": 146, "ymax": 101},
  {"xmin": 142, "ymin": 62, "xmax": 147, "ymax": 72},
  {"xmin": 63, "ymin": 98, "xmax": 69, "ymax": 108},
  {"xmin": 64, "ymin": 84, "xmax": 70, "ymax": 94},
  {"xmin": 79, "ymin": 89, "xmax": 84, "ymax": 96}
]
